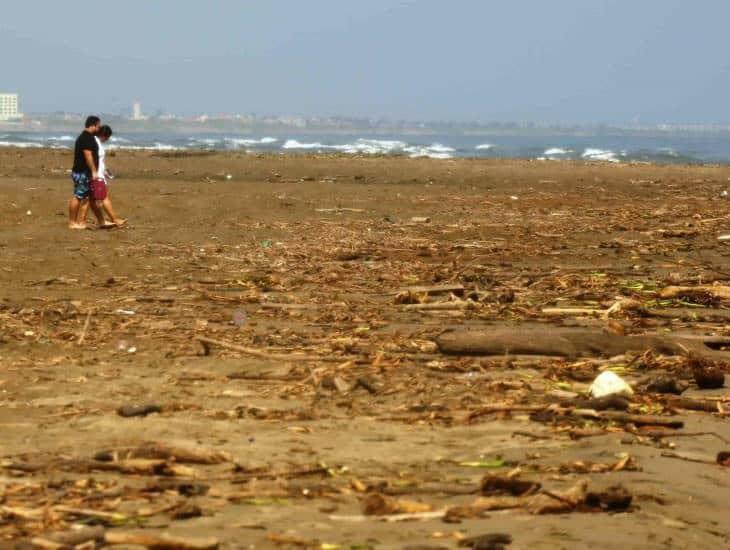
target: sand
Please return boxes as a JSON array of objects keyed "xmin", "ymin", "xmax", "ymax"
[{"xmin": 1, "ymin": 148, "xmax": 729, "ymax": 549}]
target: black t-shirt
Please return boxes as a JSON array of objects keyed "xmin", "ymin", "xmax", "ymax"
[{"xmin": 72, "ymin": 130, "xmax": 99, "ymax": 175}]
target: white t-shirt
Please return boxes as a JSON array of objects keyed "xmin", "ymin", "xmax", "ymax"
[{"xmin": 95, "ymin": 137, "xmax": 107, "ymax": 182}]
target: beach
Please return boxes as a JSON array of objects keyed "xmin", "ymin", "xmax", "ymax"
[{"xmin": 1, "ymin": 148, "xmax": 730, "ymax": 548}]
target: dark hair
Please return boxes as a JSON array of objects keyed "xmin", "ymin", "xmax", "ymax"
[
  {"xmin": 98, "ymin": 125, "xmax": 113, "ymax": 139},
  {"xmin": 85, "ymin": 115, "xmax": 101, "ymax": 128}
]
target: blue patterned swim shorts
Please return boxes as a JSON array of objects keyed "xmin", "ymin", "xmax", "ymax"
[{"xmin": 71, "ymin": 172, "xmax": 90, "ymax": 199}]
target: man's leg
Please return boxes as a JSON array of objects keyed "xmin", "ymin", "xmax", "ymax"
[
  {"xmin": 77, "ymin": 198, "xmax": 91, "ymax": 227},
  {"xmin": 68, "ymin": 197, "xmax": 82, "ymax": 228},
  {"xmin": 102, "ymin": 196, "xmax": 125, "ymax": 226},
  {"xmin": 89, "ymin": 200, "xmax": 108, "ymax": 226}
]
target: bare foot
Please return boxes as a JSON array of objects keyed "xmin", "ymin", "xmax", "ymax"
[
  {"xmin": 113, "ymin": 219, "xmax": 127, "ymax": 227},
  {"xmin": 98, "ymin": 222, "xmax": 117, "ymax": 229},
  {"xmin": 69, "ymin": 223, "xmax": 86, "ymax": 230}
]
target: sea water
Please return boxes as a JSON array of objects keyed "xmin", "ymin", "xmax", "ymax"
[{"xmin": 3, "ymin": 131, "xmax": 730, "ymax": 164}]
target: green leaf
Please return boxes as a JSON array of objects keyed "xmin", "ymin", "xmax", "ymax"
[{"xmin": 459, "ymin": 458, "xmax": 505, "ymax": 468}]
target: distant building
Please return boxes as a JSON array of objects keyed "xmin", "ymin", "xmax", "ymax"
[
  {"xmin": 0, "ymin": 93, "xmax": 21, "ymax": 121},
  {"xmin": 132, "ymin": 101, "xmax": 143, "ymax": 120}
]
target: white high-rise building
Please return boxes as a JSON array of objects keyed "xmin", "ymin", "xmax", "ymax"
[
  {"xmin": 132, "ymin": 101, "xmax": 143, "ymax": 120},
  {"xmin": 0, "ymin": 93, "xmax": 21, "ymax": 121}
]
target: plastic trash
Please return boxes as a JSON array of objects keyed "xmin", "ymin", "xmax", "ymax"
[{"xmin": 588, "ymin": 371, "xmax": 634, "ymax": 399}]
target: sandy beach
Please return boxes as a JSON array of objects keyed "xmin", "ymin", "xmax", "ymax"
[{"xmin": 1, "ymin": 148, "xmax": 729, "ymax": 549}]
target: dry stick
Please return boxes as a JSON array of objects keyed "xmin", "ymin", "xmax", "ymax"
[
  {"xmin": 572, "ymin": 410, "xmax": 685, "ymax": 429},
  {"xmin": 104, "ymin": 532, "xmax": 219, "ymax": 550},
  {"xmin": 77, "ymin": 309, "xmax": 93, "ymax": 345},
  {"xmin": 196, "ymin": 336, "xmax": 348, "ymax": 363},
  {"xmin": 404, "ymin": 301, "xmax": 478, "ymax": 311},
  {"xmin": 467, "ymin": 405, "xmax": 549, "ymax": 421},
  {"xmin": 643, "ymin": 431, "xmax": 730, "ymax": 444},
  {"xmin": 41, "ymin": 526, "xmax": 105, "ymax": 546},
  {"xmin": 231, "ymin": 466, "xmax": 330, "ymax": 484},
  {"xmin": 660, "ymin": 451, "xmax": 716, "ymax": 465}
]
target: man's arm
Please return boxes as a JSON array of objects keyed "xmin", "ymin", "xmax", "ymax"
[{"xmin": 83, "ymin": 149, "xmax": 97, "ymax": 179}]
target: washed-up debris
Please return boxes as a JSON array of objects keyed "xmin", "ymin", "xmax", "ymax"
[
  {"xmin": 458, "ymin": 533, "xmax": 513, "ymax": 549},
  {"xmin": 644, "ymin": 375, "xmax": 688, "ymax": 395},
  {"xmin": 117, "ymin": 404, "xmax": 163, "ymax": 417},
  {"xmin": 589, "ymin": 371, "xmax": 634, "ymax": 399},
  {"xmin": 689, "ymin": 355, "xmax": 726, "ymax": 389},
  {"xmin": 4, "ymin": 152, "xmax": 730, "ymax": 545}
]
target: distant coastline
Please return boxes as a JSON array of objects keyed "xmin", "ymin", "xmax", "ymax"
[{"xmin": 3, "ymin": 115, "xmax": 730, "ymax": 138}]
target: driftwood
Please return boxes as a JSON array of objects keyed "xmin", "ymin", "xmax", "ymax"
[
  {"xmin": 437, "ymin": 326, "xmax": 683, "ymax": 359},
  {"xmin": 668, "ymin": 397, "xmax": 723, "ymax": 413},
  {"xmin": 404, "ymin": 300, "xmax": 478, "ymax": 311},
  {"xmin": 437, "ymin": 326, "xmax": 728, "ymax": 359},
  {"xmin": 27, "ymin": 527, "xmax": 105, "ymax": 549},
  {"xmin": 94, "ymin": 442, "xmax": 232, "ymax": 465},
  {"xmin": 398, "ymin": 283, "xmax": 465, "ymax": 296},
  {"xmin": 63, "ymin": 458, "xmax": 200, "ymax": 477},
  {"xmin": 103, "ymin": 532, "xmax": 219, "ymax": 550},
  {"xmin": 571, "ymin": 409, "xmax": 684, "ymax": 429},
  {"xmin": 647, "ymin": 307, "xmax": 730, "ymax": 321},
  {"xmin": 659, "ymin": 285, "xmax": 730, "ymax": 301}
]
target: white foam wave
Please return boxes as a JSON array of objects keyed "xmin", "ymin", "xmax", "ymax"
[
  {"xmin": 544, "ymin": 147, "xmax": 572, "ymax": 155},
  {"xmin": 46, "ymin": 135, "xmax": 74, "ymax": 142},
  {"xmin": 0, "ymin": 140, "xmax": 44, "ymax": 148},
  {"xmin": 110, "ymin": 136, "xmax": 131, "ymax": 143},
  {"xmin": 475, "ymin": 143, "xmax": 494, "ymax": 150},
  {"xmin": 110, "ymin": 143, "xmax": 182, "ymax": 151},
  {"xmin": 582, "ymin": 148, "xmax": 620, "ymax": 163},
  {"xmin": 282, "ymin": 139, "xmax": 330, "ymax": 150},
  {"xmin": 189, "ymin": 137, "xmax": 220, "ymax": 147},
  {"xmin": 225, "ymin": 137, "xmax": 278, "ymax": 147},
  {"xmin": 282, "ymin": 138, "xmax": 452, "ymax": 158},
  {"xmin": 336, "ymin": 139, "xmax": 408, "ymax": 154},
  {"xmin": 404, "ymin": 143, "xmax": 454, "ymax": 159}
]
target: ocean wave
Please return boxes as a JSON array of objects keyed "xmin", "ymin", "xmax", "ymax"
[
  {"xmin": 281, "ymin": 138, "xmax": 452, "ymax": 158},
  {"xmin": 475, "ymin": 143, "xmax": 494, "ymax": 150},
  {"xmin": 225, "ymin": 137, "xmax": 278, "ymax": 147},
  {"xmin": 45, "ymin": 135, "xmax": 74, "ymax": 142},
  {"xmin": 582, "ymin": 148, "xmax": 620, "ymax": 163},
  {"xmin": 404, "ymin": 143, "xmax": 454, "ymax": 159},
  {"xmin": 0, "ymin": 140, "xmax": 44, "ymax": 148},
  {"xmin": 544, "ymin": 147, "xmax": 572, "ymax": 155},
  {"xmin": 189, "ymin": 137, "xmax": 220, "ymax": 147},
  {"xmin": 110, "ymin": 143, "xmax": 182, "ymax": 151},
  {"xmin": 282, "ymin": 139, "xmax": 331, "ymax": 150},
  {"xmin": 337, "ymin": 139, "xmax": 408, "ymax": 154}
]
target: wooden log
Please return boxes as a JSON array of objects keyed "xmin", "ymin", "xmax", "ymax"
[
  {"xmin": 668, "ymin": 397, "xmax": 721, "ymax": 413},
  {"xmin": 437, "ymin": 326, "xmax": 684, "ymax": 359},
  {"xmin": 646, "ymin": 308, "xmax": 730, "ymax": 321},
  {"xmin": 659, "ymin": 285, "xmax": 730, "ymax": 301}
]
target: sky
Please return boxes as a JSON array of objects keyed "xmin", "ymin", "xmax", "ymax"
[{"xmin": 2, "ymin": 0, "xmax": 729, "ymax": 123}]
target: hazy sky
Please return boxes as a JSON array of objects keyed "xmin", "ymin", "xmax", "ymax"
[{"xmin": 2, "ymin": 0, "xmax": 729, "ymax": 123}]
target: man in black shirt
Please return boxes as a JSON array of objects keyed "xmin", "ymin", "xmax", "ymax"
[{"xmin": 69, "ymin": 115, "xmax": 104, "ymax": 229}]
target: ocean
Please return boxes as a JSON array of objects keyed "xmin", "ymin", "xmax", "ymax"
[{"xmin": 3, "ymin": 131, "xmax": 730, "ymax": 164}]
